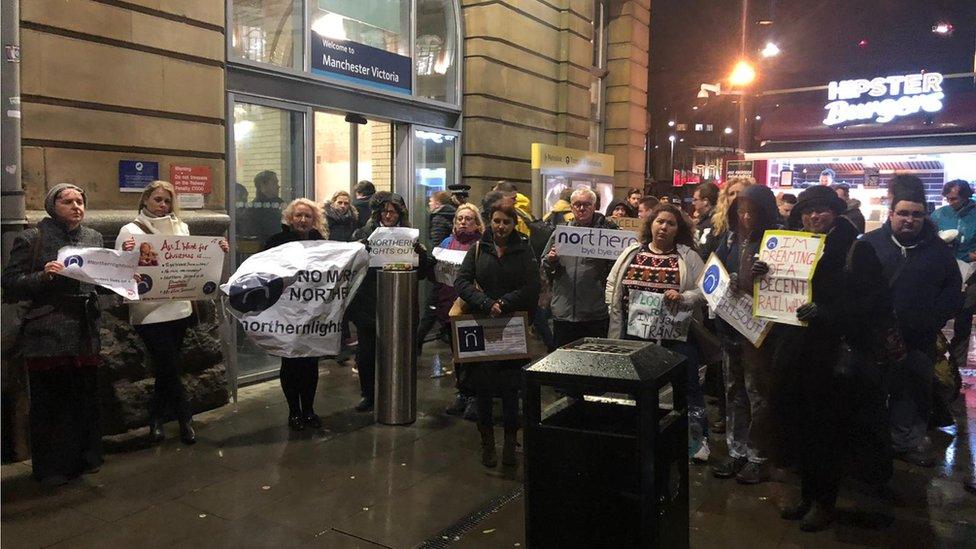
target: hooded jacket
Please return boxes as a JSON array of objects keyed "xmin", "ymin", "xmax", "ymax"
[
  {"xmin": 715, "ymin": 185, "xmax": 781, "ymax": 283},
  {"xmin": 543, "ymin": 199, "xmax": 575, "ymax": 226},
  {"xmin": 541, "ymin": 212, "xmax": 618, "ymax": 322},
  {"xmin": 862, "ymin": 219, "xmax": 962, "ymax": 338},
  {"xmin": 116, "ymin": 210, "xmax": 192, "ymax": 325},
  {"xmin": 931, "ymin": 200, "xmax": 976, "ymax": 262},
  {"xmin": 428, "ymin": 203, "xmax": 456, "ymax": 247},
  {"xmin": 605, "ymin": 199, "xmax": 637, "ymax": 219},
  {"xmin": 842, "ymin": 198, "xmax": 866, "ymax": 234}
]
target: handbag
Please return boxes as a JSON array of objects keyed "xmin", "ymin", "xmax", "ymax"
[{"xmin": 449, "ymin": 242, "xmax": 481, "ymax": 318}]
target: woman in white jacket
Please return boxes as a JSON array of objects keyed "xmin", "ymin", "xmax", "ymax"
[
  {"xmin": 606, "ymin": 202, "xmax": 709, "ymax": 461},
  {"xmin": 117, "ymin": 180, "xmax": 227, "ymax": 444}
]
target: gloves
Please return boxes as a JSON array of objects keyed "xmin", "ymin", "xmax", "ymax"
[
  {"xmin": 796, "ymin": 302, "xmax": 819, "ymax": 322},
  {"xmin": 751, "ymin": 260, "xmax": 770, "ymax": 278}
]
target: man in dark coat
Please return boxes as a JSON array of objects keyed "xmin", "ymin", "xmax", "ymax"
[
  {"xmin": 427, "ymin": 191, "xmax": 457, "ymax": 247},
  {"xmin": 862, "ymin": 176, "xmax": 962, "ymax": 466},
  {"xmin": 352, "ymin": 180, "xmax": 375, "ymax": 229}
]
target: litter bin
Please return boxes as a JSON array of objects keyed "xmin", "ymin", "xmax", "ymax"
[
  {"xmin": 375, "ymin": 268, "xmax": 418, "ymax": 425},
  {"xmin": 523, "ymin": 338, "xmax": 689, "ymax": 549}
]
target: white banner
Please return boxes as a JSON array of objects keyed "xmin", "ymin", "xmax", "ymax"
[
  {"xmin": 699, "ymin": 254, "xmax": 771, "ymax": 347},
  {"xmin": 432, "ymin": 247, "xmax": 468, "ymax": 286},
  {"xmin": 221, "ymin": 241, "xmax": 369, "ymax": 358},
  {"xmin": 367, "ymin": 227, "xmax": 419, "ymax": 267},
  {"xmin": 57, "ymin": 246, "xmax": 139, "ymax": 299},
  {"xmin": 626, "ymin": 289, "xmax": 691, "ymax": 341},
  {"xmin": 131, "ymin": 235, "xmax": 226, "ymax": 301},
  {"xmin": 552, "ymin": 225, "xmax": 639, "ymax": 260}
]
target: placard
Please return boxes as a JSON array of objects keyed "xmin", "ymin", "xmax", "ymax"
[
  {"xmin": 626, "ymin": 289, "xmax": 691, "ymax": 342},
  {"xmin": 367, "ymin": 227, "xmax": 419, "ymax": 267},
  {"xmin": 614, "ymin": 217, "xmax": 643, "ymax": 233},
  {"xmin": 552, "ymin": 225, "xmax": 639, "ymax": 260},
  {"xmin": 432, "ymin": 247, "xmax": 467, "ymax": 286},
  {"xmin": 451, "ymin": 313, "xmax": 531, "ymax": 363},
  {"xmin": 57, "ymin": 246, "xmax": 139, "ymax": 299},
  {"xmin": 119, "ymin": 160, "xmax": 158, "ymax": 193},
  {"xmin": 753, "ymin": 230, "xmax": 825, "ymax": 326},
  {"xmin": 131, "ymin": 235, "xmax": 226, "ymax": 301},
  {"xmin": 698, "ymin": 254, "xmax": 771, "ymax": 347}
]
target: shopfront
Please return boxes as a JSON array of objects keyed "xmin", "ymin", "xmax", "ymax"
[{"xmin": 227, "ymin": 0, "xmax": 462, "ymax": 381}]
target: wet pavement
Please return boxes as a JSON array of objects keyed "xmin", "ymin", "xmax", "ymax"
[{"xmin": 2, "ymin": 334, "xmax": 975, "ymax": 548}]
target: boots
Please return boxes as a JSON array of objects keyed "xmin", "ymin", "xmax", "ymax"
[
  {"xmin": 478, "ymin": 425, "xmax": 497, "ymax": 468},
  {"xmin": 148, "ymin": 415, "xmax": 165, "ymax": 443},
  {"xmin": 502, "ymin": 428, "xmax": 518, "ymax": 466},
  {"xmin": 178, "ymin": 406, "xmax": 196, "ymax": 445}
]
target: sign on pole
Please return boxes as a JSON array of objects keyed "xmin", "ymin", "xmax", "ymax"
[{"xmin": 753, "ymin": 230, "xmax": 825, "ymax": 326}]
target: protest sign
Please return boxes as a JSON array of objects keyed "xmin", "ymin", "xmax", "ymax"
[
  {"xmin": 753, "ymin": 230, "xmax": 825, "ymax": 326},
  {"xmin": 451, "ymin": 313, "xmax": 531, "ymax": 363},
  {"xmin": 130, "ymin": 235, "xmax": 226, "ymax": 301},
  {"xmin": 57, "ymin": 246, "xmax": 139, "ymax": 299},
  {"xmin": 432, "ymin": 247, "xmax": 467, "ymax": 286},
  {"xmin": 367, "ymin": 227, "xmax": 419, "ymax": 267},
  {"xmin": 698, "ymin": 254, "xmax": 771, "ymax": 347},
  {"xmin": 222, "ymin": 241, "xmax": 368, "ymax": 357},
  {"xmin": 614, "ymin": 217, "xmax": 643, "ymax": 233},
  {"xmin": 626, "ymin": 289, "xmax": 691, "ymax": 341},
  {"xmin": 552, "ymin": 225, "xmax": 639, "ymax": 260}
]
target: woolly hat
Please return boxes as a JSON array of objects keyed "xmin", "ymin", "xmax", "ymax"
[
  {"xmin": 788, "ymin": 185, "xmax": 846, "ymax": 228},
  {"xmin": 45, "ymin": 183, "xmax": 86, "ymax": 217}
]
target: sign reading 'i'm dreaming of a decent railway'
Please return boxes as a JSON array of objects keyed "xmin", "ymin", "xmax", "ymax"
[
  {"xmin": 822, "ymin": 72, "xmax": 945, "ymax": 126},
  {"xmin": 311, "ymin": 34, "xmax": 412, "ymax": 95}
]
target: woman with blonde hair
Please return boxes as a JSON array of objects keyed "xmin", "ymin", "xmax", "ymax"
[
  {"xmin": 118, "ymin": 180, "xmax": 229, "ymax": 445},
  {"xmin": 264, "ymin": 197, "xmax": 328, "ymax": 430},
  {"xmin": 704, "ymin": 176, "xmax": 755, "ymax": 256}
]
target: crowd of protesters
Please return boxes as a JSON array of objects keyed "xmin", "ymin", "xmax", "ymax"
[{"xmin": 2, "ymin": 173, "xmax": 972, "ymax": 535}]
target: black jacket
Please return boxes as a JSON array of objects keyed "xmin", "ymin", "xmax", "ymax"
[
  {"xmin": 325, "ymin": 206, "xmax": 358, "ymax": 242},
  {"xmin": 428, "ymin": 204, "xmax": 456, "ymax": 247},
  {"xmin": 263, "ymin": 224, "xmax": 325, "ymax": 251},
  {"xmin": 455, "ymin": 232, "xmax": 540, "ymax": 316},
  {"xmin": 862, "ymin": 220, "xmax": 961, "ymax": 339},
  {"xmin": 352, "ymin": 195, "xmax": 373, "ymax": 229}
]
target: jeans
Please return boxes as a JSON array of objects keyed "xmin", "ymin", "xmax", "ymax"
[
  {"xmin": 663, "ymin": 338, "xmax": 708, "ymax": 440},
  {"xmin": 889, "ymin": 345, "xmax": 934, "ymax": 452},
  {"xmin": 723, "ymin": 335, "xmax": 774, "ymax": 463},
  {"xmin": 476, "ymin": 390, "xmax": 519, "ymax": 430}
]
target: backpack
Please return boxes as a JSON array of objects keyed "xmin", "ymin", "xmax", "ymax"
[{"xmin": 516, "ymin": 210, "xmax": 554, "ymax": 260}]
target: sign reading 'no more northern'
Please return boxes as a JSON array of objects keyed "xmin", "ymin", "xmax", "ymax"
[
  {"xmin": 552, "ymin": 225, "xmax": 639, "ymax": 260},
  {"xmin": 753, "ymin": 230, "xmax": 825, "ymax": 326}
]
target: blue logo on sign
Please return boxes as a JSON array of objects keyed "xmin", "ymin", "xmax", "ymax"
[
  {"xmin": 202, "ymin": 281, "xmax": 217, "ymax": 295},
  {"xmin": 64, "ymin": 255, "xmax": 84, "ymax": 268},
  {"xmin": 766, "ymin": 237, "xmax": 779, "ymax": 250},
  {"xmin": 702, "ymin": 265, "xmax": 721, "ymax": 294},
  {"xmin": 137, "ymin": 274, "xmax": 153, "ymax": 295},
  {"xmin": 228, "ymin": 273, "xmax": 284, "ymax": 313}
]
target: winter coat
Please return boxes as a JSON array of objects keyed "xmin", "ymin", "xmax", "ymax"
[
  {"xmin": 605, "ymin": 242, "xmax": 704, "ymax": 339},
  {"xmin": 541, "ymin": 213, "xmax": 618, "ymax": 322},
  {"xmin": 931, "ymin": 200, "xmax": 976, "ymax": 262},
  {"xmin": 428, "ymin": 203, "xmax": 456, "ymax": 247},
  {"xmin": 543, "ymin": 200, "xmax": 574, "ymax": 226},
  {"xmin": 455, "ymin": 231, "xmax": 540, "ymax": 318},
  {"xmin": 695, "ymin": 210, "xmax": 717, "ymax": 260},
  {"xmin": 351, "ymin": 219, "xmax": 433, "ymax": 316},
  {"xmin": 116, "ymin": 211, "xmax": 193, "ymax": 325},
  {"xmin": 1, "ymin": 218, "xmax": 105, "ymax": 358},
  {"xmin": 325, "ymin": 204, "xmax": 358, "ymax": 242},
  {"xmin": 842, "ymin": 199, "xmax": 866, "ymax": 234},
  {"xmin": 352, "ymin": 195, "xmax": 373, "ymax": 229},
  {"xmin": 431, "ymin": 232, "xmax": 481, "ymax": 323},
  {"xmin": 605, "ymin": 199, "xmax": 637, "ymax": 219},
  {"xmin": 264, "ymin": 224, "xmax": 325, "ymax": 251},
  {"xmin": 862, "ymin": 220, "xmax": 962, "ymax": 340}
]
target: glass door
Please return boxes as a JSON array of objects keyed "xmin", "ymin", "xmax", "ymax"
[
  {"xmin": 313, "ymin": 114, "xmax": 395, "ymax": 205},
  {"xmin": 410, "ymin": 127, "xmax": 459, "ymax": 247}
]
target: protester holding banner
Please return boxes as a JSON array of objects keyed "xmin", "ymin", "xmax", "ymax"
[
  {"xmin": 541, "ymin": 187, "xmax": 619, "ymax": 347},
  {"xmin": 709, "ymin": 185, "xmax": 781, "ymax": 484},
  {"xmin": 605, "ymin": 203, "xmax": 709, "ymax": 462},
  {"xmin": 117, "ymin": 180, "xmax": 229, "ymax": 444},
  {"xmin": 264, "ymin": 198, "xmax": 328, "ymax": 430},
  {"xmin": 455, "ymin": 203, "xmax": 540, "ymax": 468},
  {"xmin": 324, "ymin": 190, "xmax": 358, "ymax": 242},
  {"xmin": 427, "ymin": 204, "xmax": 484, "ymax": 419},
  {"xmin": 1, "ymin": 184, "xmax": 106, "ymax": 486}
]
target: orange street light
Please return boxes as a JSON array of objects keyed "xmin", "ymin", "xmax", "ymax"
[{"xmin": 728, "ymin": 60, "xmax": 756, "ymax": 87}]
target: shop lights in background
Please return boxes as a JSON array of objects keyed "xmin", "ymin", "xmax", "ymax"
[
  {"xmin": 823, "ymin": 72, "xmax": 945, "ymax": 126},
  {"xmin": 760, "ymin": 42, "xmax": 780, "ymax": 58},
  {"xmin": 415, "ymin": 130, "xmax": 455, "ymax": 143},
  {"xmin": 932, "ymin": 21, "xmax": 954, "ymax": 36},
  {"xmin": 311, "ymin": 12, "xmax": 348, "ymax": 40}
]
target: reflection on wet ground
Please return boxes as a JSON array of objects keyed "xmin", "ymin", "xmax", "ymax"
[{"xmin": 2, "ymin": 334, "xmax": 974, "ymax": 548}]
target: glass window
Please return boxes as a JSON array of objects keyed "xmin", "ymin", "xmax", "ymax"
[
  {"xmin": 314, "ymin": 111, "xmax": 352, "ymax": 203},
  {"xmin": 413, "ymin": 129, "xmax": 457, "ymax": 246},
  {"xmin": 231, "ymin": 0, "xmax": 303, "ymax": 69},
  {"xmin": 416, "ymin": 0, "xmax": 458, "ymax": 103},
  {"xmin": 359, "ymin": 119, "xmax": 395, "ymax": 193}
]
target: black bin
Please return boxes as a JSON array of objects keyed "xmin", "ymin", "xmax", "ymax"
[{"xmin": 523, "ymin": 338, "xmax": 689, "ymax": 549}]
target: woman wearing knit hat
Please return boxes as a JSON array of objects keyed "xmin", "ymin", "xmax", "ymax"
[{"xmin": 2, "ymin": 183, "xmax": 106, "ymax": 486}]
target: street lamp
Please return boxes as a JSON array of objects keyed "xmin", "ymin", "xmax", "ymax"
[
  {"xmin": 760, "ymin": 42, "xmax": 780, "ymax": 58},
  {"xmin": 728, "ymin": 60, "xmax": 756, "ymax": 87},
  {"xmin": 668, "ymin": 134, "xmax": 676, "ymax": 176}
]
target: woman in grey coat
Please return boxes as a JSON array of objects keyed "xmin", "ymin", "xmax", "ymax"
[{"xmin": 1, "ymin": 183, "xmax": 106, "ymax": 486}]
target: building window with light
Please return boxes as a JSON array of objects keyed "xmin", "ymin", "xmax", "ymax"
[{"xmin": 231, "ymin": 0, "xmax": 303, "ymax": 69}]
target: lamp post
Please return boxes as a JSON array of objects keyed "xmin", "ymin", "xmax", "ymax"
[{"xmin": 668, "ymin": 134, "xmax": 676, "ymax": 177}]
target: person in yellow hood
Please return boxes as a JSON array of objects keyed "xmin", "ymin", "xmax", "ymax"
[
  {"xmin": 493, "ymin": 181, "xmax": 533, "ymax": 236},
  {"xmin": 543, "ymin": 188, "xmax": 575, "ymax": 226}
]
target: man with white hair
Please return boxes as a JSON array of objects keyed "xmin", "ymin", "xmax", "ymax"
[{"xmin": 541, "ymin": 187, "xmax": 620, "ymax": 346}]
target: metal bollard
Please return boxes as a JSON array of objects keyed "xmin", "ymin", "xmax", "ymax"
[{"xmin": 375, "ymin": 268, "xmax": 418, "ymax": 425}]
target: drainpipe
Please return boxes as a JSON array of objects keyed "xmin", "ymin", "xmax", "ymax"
[{"xmin": 1, "ymin": 0, "xmax": 25, "ymax": 264}]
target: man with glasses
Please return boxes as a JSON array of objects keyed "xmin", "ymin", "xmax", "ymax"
[
  {"xmin": 863, "ymin": 175, "xmax": 962, "ymax": 466},
  {"xmin": 540, "ymin": 187, "xmax": 619, "ymax": 347}
]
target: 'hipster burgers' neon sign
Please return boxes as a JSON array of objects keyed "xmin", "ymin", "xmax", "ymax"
[{"xmin": 823, "ymin": 72, "xmax": 944, "ymax": 126}]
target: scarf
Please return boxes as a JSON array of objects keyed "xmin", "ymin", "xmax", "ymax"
[
  {"xmin": 326, "ymin": 205, "xmax": 356, "ymax": 224},
  {"xmin": 135, "ymin": 209, "xmax": 184, "ymax": 235}
]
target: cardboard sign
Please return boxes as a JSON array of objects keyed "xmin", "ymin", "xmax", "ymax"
[
  {"xmin": 57, "ymin": 246, "xmax": 139, "ymax": 299},
  {"xmin": 626, "ymin": 289, "xmax": 691, "ymax": 341},
  {"xmin": 753, "ymin": 230, "xmax": 825, "ymax": 326},
  {"xmin": 222, "ymin": 241, "xmax": 369, "ymax": 358},
  {"xmin": 451, "ymin": 313, "xmax": 530, "ymax": 363},
  {"xmin": 367, "ymin": 227, "xmax": 419, "ymax": 267},
  {"xmin": 432, "ymin": 247, "xmax": 467, "ymax": 286},
  {"xmin": 170, "ymin": 165, "xmax": 212, "ymax": 194},
  {"xmin": 614, "ymin": 217, "xmax": 643, "ymax": 233},
  {"xmin": 131, "ymin": 235, "xmax": 226, "ymax": 301},
  {"xmin": 698, "ymin": 254, "xmax": 771, "ymax": 347},
  {"xmin": 552, "ymin": 225, "xmax": 639, "ymax": 260}
]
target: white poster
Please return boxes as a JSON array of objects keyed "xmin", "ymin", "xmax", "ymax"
[
  {"xmin": 552, "ymin": 225, "xmax": 639, "ymax": 260},
  {"xmin": 699, "ymin": 254, "xmax": 771, "ymax": 347},
  {"xmin": 367, "ymin": 227, "xmax": 419, "ymax": 267},
  {"xmin": 131, "ymin": 235, "xmax": 226, "ymax": 301},
  {"xmin": 221, "ymin": 241, "xmax": 369, "ymax": 358},
  {"xmin": 452, "ymin": 313, "xmax": 530, "ymax": 363},
  {"xmin": 57, "ymin": 246, "xmax": 139, "ymax": 299},
  {"xmin": 432, "ymin": 247, "xmax": 468, "ymax": 286},
  {"xmin": 626, "ymin": 289, "xmax": 691, "ymax": 342}
]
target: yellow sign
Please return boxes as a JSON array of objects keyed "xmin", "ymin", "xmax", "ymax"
[{"xmin": 531, "ymin": 143, "xmax": 614, "ymax": 177}]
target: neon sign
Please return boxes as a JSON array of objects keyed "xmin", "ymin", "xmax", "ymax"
[{"xmin": 823, "ymin": 72, "xmax": 944, "ymax": 126}]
